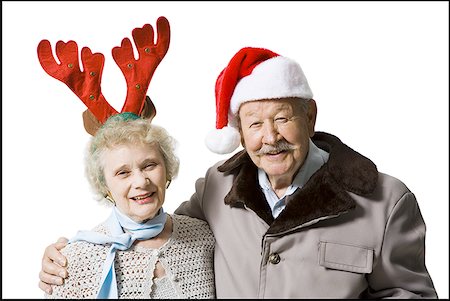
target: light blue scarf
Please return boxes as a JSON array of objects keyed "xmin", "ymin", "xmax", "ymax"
[{"xmin": 69, "ymin": 206, "xmax": 167, "ymax": 298}]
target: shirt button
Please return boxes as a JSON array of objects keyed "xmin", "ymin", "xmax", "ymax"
[{"xmin": 268, "ymin": 253, "xmax": 281, "ymax": 264}]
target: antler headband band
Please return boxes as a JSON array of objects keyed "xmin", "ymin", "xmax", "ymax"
[{"xmin": 37, "ymin": 16, "xmax": 170, "ymax": 135}]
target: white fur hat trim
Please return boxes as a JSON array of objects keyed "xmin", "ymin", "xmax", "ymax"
[
  {"xmin": 205, "ymin": 126, "xmax": 241, "ymax": 154},
  {"xmin": 230, "ymin": 56, "xmax": 313, "ymax": 114}
]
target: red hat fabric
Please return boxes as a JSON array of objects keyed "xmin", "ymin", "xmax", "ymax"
[
  {"xmin": 205, "ymin": 47, "xmax": 314, "ymax": 154},
  {"xmin": 214, "ymin": 47, "xmax": 279, "ymax": 130}
]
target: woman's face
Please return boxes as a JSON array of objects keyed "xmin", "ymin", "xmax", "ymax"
[{"xmin": 102, "ymin": 142, "xmax": 167, "ymax": 223}]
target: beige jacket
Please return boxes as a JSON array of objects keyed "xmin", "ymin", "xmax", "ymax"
[{"xmin": 175, "ymin": 132, "xmax": 437, "ymax": 298}]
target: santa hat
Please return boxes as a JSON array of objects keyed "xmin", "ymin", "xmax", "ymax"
[{"xmin": 205, "ymin": 47, "xmax": 313, "ymax": 154}]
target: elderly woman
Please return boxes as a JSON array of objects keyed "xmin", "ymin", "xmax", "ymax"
[{"xmin": 45, "ymin": 113, "xmax": 215, "ymax": 299}]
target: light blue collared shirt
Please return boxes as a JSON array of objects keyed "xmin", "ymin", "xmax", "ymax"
[{"xmin": 258, "ymin": 139, "xmax": 330, "ymax": 218}]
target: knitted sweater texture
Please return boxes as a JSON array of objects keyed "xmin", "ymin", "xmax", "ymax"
[{"xmin": 46, "ymin": 214, "xmax": 215, "ymax": 299}]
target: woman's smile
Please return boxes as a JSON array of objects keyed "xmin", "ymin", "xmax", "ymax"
[{"xmin": 131, "ymin": 192, "xmax": 155, "ymax": 205}]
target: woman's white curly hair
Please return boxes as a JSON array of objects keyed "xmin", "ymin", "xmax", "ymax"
[{"xmin": 84, "ymin": 114, "xmax": 179, "ymax": 203}]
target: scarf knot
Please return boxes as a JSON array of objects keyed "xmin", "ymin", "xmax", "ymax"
[{"xmin": 69, "ymin": 206, "xmax": 167, "ymax": 298}]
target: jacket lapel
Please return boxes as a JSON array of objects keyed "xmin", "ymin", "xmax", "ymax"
[{"xmin": 218, "ymin": 132, "xmax": 378, "ymax": 233}]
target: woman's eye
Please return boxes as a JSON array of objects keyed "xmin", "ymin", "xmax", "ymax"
[
  {"xmin": 117, "ymin": 170, "xmax": 129, "ymax": 176},
  {"xmin": 144, "ymin": 163, "xmax": 156, "ymax": 170}
]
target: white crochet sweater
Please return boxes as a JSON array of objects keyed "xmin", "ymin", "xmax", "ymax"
[{"xmin": 46, "ymin": 214, "xmax": 215, "ymax": 299}]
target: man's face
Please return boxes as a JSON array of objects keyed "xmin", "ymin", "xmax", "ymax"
[{"xmin": 239, "ymin": 98, "xmax": 316, "ymax": 185}]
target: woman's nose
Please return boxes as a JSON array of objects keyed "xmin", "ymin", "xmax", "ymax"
[{"xmin": 133, "ymin": 171, "xmax": 149, "ymax": 188}]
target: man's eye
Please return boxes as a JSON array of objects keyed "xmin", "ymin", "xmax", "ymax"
[
  {"xmin": 117, "ymin": 171, "xmax": 129, "ymax": 176},
  {"xmin": 275, "ymin": 117, "xmax": 288, "ymax": 123},
  {"xmin": 249, "ymin": 122, "xmax": 262, "ymax": 128}
]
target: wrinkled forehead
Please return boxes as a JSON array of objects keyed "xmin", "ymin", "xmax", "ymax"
[
  {"xmin": 239, "ymin": 98, "xmax": 300, "ymax": 116},
  {"xmin": 100, "ymin": 142, "xmax": 161, "ymax": 163}
]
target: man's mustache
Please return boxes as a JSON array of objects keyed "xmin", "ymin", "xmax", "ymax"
[{"xmin": 254, "ymin": 140, "xmax": 296, "ymax": 155}]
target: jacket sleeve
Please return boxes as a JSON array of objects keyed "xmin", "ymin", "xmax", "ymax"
[
  {"xmin": 366, "ymin": 192, "xmax": 438, "ymax": 298},
  {"xmin": 174, "ymin": 171, "xmax": 210, "ymax": 222}
]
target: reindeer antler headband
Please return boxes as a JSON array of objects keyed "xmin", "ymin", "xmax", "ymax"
[{"xmin": 37, "ymin": 16, "xmax": 170, "ymax": 135}]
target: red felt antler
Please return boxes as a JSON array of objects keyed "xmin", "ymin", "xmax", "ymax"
[
  {"xmin": 113, "ymin": 17, "xmax": 170, "ymax": 114},
  {"xmin": 37, "ymin": 16, "xmax": 170, "ymax": 130}
]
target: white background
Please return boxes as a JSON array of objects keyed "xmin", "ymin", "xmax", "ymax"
[{"xmin": 2, "ymin": 1, "xmax": 448, "ymax": 298}]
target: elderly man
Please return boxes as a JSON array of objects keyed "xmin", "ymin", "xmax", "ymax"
[{"xmin": 39, "ymin": 47, "xmax": 437, "ymax": 298}]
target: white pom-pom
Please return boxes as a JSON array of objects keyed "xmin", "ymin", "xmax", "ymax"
[{"xmin": 205, "ymin": 126, "xmax": 241, "ymax": 154}]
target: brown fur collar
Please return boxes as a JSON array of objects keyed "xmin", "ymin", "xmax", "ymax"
[{"xmin": 217, "ymin": 131, "xmax": 378, "ymax": 234}]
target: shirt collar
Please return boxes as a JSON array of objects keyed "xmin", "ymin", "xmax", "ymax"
[{"xmin": 258, "ymin": 138, "xmax": 330, "ymax": 198}]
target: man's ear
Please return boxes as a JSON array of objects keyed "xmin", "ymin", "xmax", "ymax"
[{"xmin": 307, "ymin": 99, "xmax": 317, "ymax": 137}]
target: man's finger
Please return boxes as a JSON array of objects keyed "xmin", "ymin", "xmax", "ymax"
[
  {"xmin": 56, "ymin": 237, "xmax": 69, "ymax": 244},
  {"xmin": 41, "ymin": 254, "xmax": 68, "ymax": 279},
  {"xmin": 39, "ymin": 269, "xmax": 64, "ymax": 286},
  {"xmin": 43, "ymin": 243, "xmax": 67, "ymax": 267},
  {"xmin": 38, "ymin": 280, "xmax": 53, "ymax": 295}
]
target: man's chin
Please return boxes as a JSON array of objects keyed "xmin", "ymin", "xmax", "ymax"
[{"xmin": 262, "ymin": 164, "xmax": 292, "ymax": 177}]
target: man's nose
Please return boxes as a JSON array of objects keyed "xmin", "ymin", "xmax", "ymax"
[{"xmin": 261, "ymin": 122, "xmax": 279, "ymax": 144}]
